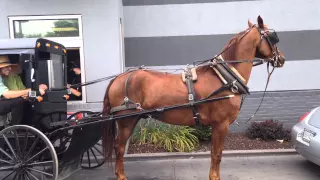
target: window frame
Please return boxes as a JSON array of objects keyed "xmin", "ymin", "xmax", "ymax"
[{"xmin": 8, "ymin": 15, "xmax": 83, "ymax": 40}]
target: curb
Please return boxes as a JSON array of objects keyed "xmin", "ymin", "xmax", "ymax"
[
  {"xmin": 123, "ymin": 149, "xmax": 298, "ymax": 162},
  {"xmin": 81, "ymin": 149, "xmax": 298, "ymax": 164}
]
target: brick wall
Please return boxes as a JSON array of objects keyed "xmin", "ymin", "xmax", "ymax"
[{"xmin": 229, "ymin": 90, "xmax": 320, "ymax": 132}]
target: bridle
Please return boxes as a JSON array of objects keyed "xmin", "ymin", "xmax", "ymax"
[{"xmin": 256, "ymin": 26, "xmax": 283, "ymax": 68}]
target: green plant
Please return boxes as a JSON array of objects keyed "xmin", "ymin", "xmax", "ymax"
[
  {"xmin": 131, "ymin": 119, "xmax": 199, "ymax": 152},
  {"xmin": 192, "ymin": 126, "xmax": 212, "ymax": 141},
  {"xmin": 246, "ymin": 119, "xmax": 291, "ymax": 141}
]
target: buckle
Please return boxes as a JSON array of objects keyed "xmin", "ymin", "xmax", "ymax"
[
  {"xmin": 28, "ymin": 91, "xmax": 37, "ymax": 98},
  {"xmin": 188, "ymin": 94, "xmax": 194, "ymax": 101},
  {"xmin": 231, "ymin": 80, "xmax": 239, "ymax": 93}
]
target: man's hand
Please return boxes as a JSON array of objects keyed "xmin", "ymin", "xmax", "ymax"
[
  {"xmin": 22, "ymin": 94, "xmax": 28, "ymax": 100},
  {"xmin": 39, "ymin": 84, "xmax": 48, "ymax": 90},
  {"xmin": 39, "ymin": 84, "xmax": 48, "ymax": 96}
]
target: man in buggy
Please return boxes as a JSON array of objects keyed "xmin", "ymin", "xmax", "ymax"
[{"xmin": 0, "ymin": 55, "xmax": 47, "ymax": 127}]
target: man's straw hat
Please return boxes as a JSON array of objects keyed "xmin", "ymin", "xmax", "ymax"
[{"xmin": 0, "ymin": 55, "xmax": 16, "ymax": 68}]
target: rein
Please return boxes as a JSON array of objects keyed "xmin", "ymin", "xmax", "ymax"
[{"xmin": 245, "ymin": 62, "xmax": 275, "ymax": 124}]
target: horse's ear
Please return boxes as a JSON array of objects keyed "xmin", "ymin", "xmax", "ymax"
[
  {"xmin": 257, "ymin": 15, "xmax": 264, "ymax": 28},
  {"xmin": 248, "ymin": 19, "xmax": 253, "ymax": 27}
]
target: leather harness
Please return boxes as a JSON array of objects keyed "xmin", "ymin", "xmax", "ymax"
[{"xmin": 110, "ymin": 55, "xmax": 250, "ymax": 126}]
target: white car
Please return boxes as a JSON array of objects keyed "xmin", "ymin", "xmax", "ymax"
[{"xmin": 291, "ymin": 107, "xmax": 320, "ymax": 166}]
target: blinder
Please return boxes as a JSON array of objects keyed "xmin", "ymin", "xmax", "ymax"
[{"xmin": 266, "ymin": 29, "xmax": 279, "ymax": 46}]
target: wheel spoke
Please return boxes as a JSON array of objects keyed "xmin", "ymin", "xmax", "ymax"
[
  {"xmin": 87, "ymin": 150, "xmax": 91, "ymax": 167},
  {"xmin": 12, "ymin": 172, "xmax": 18, "ymax": 180},
  {"xmin": 13, "ymin": 130, "xmax": 21, "ymax": 159},
  {"xmin": 23, "ymin": 130, "xmax": 29, "ymax": 159},
  {"xmin": 26, "ymin": 171, "xmax": 40, "ymax": 180},
  {"xmin": 0, "ymin": 158, "xmax": 14, "ymax": 165},
  {"xmin": 24, "ymin": 173, "xmax": 31, "ymax": 180},
  {"xmin": 27, "ymin": 161, "xmax": 53, "ymax": 167},
  {"xmin": 25, "ymin": 147, "xmax": 48, "ymax": 164},
  {"xmin": 17, "ymin": 174, "xmax": 22, "ymax": 180},
  {"xmin": 2, "ymin": 134, "xmax": 18, "ymax": 160},
  {"xmin": 24, "ymin": 137, "xmax": 39, "ymax": 162},
  {"xmin": 26, "ymin": 168, "xmax": 53, "ymax": 177},
  {"xmin": 0, "ymin": 148, "xmax": 14, "ymax": 161},
  {"xmin": 80, "ymin": 152, "xmax": 84, "ymax": 164},
  {"xmin": 95, "ymin": 142, "xmax": 102, "ymax": 146},
  {"xmin": 0, "ymin": 166, "xmax": 15, "ymax": 171},
  {"xmin": 90, "ymin": 148, "xmax": 100, "ymax": 163},
  {"xmin": 1, "ymin": 170, "xmax": 15, "ymax": 180},
  {"xmin": 93, "ymin": 145, "xmax": 104, "ymax": 156}
]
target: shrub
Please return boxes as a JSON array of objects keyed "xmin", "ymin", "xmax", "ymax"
[
  {"xmin": 246, "ymin": 119, "xmax": 291, "ymax": 141},
  {"xmin": 192, "ymin": 126, "xmax": 212, "ymax": 141},
  {"xmin": 131, "ymin": 119, "xmax": 199, "ymax": 152}
]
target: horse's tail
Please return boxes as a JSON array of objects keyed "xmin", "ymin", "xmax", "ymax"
[{"xmin": 101, "ymin": 78, "xmax": 116, "ymax": 165}]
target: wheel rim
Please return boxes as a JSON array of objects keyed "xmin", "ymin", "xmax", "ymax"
[
  {"xmin": 67, "ymin": 111, "xmax": 105, "ymax": 169},
  {"xmin": 0, "ymin": 125, "xmax": 58, "ymax": 180}
]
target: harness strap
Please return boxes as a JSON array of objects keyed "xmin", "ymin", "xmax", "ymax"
[
  {"xmin": 110, "ymin": 71, "xmax": 143, "ymax": 114},
  {"xmin": 210, "ymin": 55, "xmax": 250, "ymax": 95},
  {"xmin": 110, "ymin": 103, "xmax": 142, "ymax": 114},
  {"xmin": 183, "ymin": 67, "xmax": 201, "ymax": 126}
]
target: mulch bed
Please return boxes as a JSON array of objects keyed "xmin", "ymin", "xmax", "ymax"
[{"xmin": 127, "ymin": 132, "xmax": 293, "ymax": 154}]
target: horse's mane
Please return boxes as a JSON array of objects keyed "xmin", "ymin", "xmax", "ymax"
[{"xmin": 197, "ymin": 28, "xmax": 249, "ymax": 73}]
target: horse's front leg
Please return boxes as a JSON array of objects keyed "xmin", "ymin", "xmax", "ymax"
[{"xmin": 209, "ymin": 121, "xmax": 229, "ymax": 180}]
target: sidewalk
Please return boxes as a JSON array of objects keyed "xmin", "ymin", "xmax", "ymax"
[{"xmin": 67, "ymin": 153, "xmax": 320, "ymax": 180}]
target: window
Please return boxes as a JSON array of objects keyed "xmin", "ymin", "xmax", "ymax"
[
  {"xmin": 12, "ymin": 19, "xmax": 80, "ymax": 38},
  {"xmin": 8, "ymin": 15, "xmax": 85, "ymax": 102}
]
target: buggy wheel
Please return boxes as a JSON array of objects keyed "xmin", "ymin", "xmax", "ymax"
[
  {"xmin": 0, "ymin": 125, "xmax": 58, "ymax": 180},
  {"xmin": 67, "ymin": 111, "xmax": 105, "ymax": 169}
]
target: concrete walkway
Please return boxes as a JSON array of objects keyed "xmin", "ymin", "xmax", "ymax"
[{"xmin": 66, "ymin": 154, "xmax": 320, "ymax": 180}]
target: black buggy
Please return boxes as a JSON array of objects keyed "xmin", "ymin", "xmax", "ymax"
[{"xmin": 0, "ymin": 38, "xmax": 105, "ymax": 180}]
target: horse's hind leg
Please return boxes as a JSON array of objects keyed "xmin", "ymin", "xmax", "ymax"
[
  {"xmin": 209, "ymin": 121, "xmax": 230, "ymax": 180},
  {"xmin": 114, "ymin": 117, "xmax": 139, "ymax": 180}
]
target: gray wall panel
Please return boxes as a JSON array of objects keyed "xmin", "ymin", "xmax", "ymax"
[
  {"xmin": 124, "ymin": 0, "xmax": 320, "ymax": 38},
  {"xmin": 123, "ymin": 0, "xmax": 257, "ymax": 6},
  {"xmin": 125, "ymin": 30, "xmax": 320, "ymax": 67}
]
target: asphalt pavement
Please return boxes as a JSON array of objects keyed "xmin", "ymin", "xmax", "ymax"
[{"xmin": 65, "ymin": 154, "xmax": 320, "ymax": 180}]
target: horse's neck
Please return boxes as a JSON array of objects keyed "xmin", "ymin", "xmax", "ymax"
[{"xmin": 222, "ymin": 36, "xmax": 257, "ymax": 84}]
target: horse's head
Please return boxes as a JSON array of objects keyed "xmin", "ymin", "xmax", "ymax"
[{"xmin": 248, "ymin": 15, "xmax": 286, "ymax": 68}]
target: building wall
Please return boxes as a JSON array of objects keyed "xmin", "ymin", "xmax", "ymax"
[
  {"xmin": 123, "ymin": 0, "xmax": 320, "ymax": 131},
  {"xmin": 0, "ymin": 0, "xmax": 123, "ymax": 104}
]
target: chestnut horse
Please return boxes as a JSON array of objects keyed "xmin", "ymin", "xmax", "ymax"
[{"xmin": 101, "ymin": 16, "xmax": 286, "ymax": 180}]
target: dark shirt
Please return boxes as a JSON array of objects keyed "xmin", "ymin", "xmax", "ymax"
[{"xmin": 69, "ymin": 74, "xmax": 82, "ymax": 101}]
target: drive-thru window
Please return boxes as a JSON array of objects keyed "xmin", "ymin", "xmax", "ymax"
[{"xmin": 8, "ymin": 15, "xmax": 86, "ymax": 102}]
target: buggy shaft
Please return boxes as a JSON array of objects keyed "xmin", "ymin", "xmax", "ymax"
[{"xmin": 49, "ymin": 94, "xmax": 234, "ymax": 135}]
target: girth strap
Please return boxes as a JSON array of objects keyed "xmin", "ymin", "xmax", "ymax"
[
  {"xmin": 183, "ymin": 67, "xmax": 201, "ymax": 125},
  {"xmin": 110, "ymin": 71, "xmax": 143, "ymax": 114}
]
